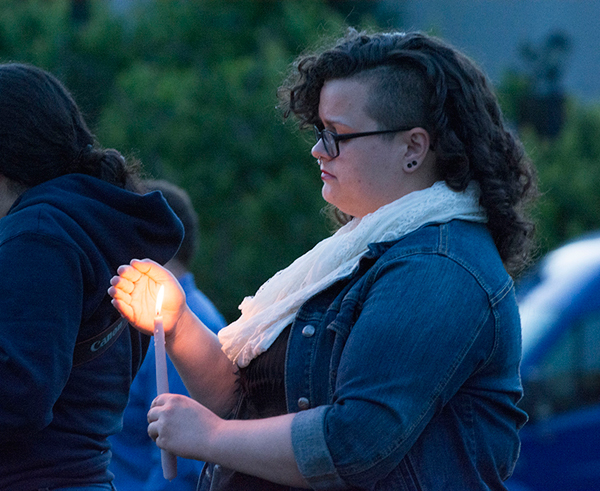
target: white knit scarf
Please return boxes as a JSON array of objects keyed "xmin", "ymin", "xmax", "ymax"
[{"xmin": 218, "ymin": 181, "xmax": 487, "ymax": 367}]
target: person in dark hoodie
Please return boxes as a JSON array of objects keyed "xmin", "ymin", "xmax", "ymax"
[{"xmin": 0, "ymin": 63, "xmax": 183, "ymax": 490}]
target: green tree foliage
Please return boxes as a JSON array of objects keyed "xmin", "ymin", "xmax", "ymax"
[
  {"xmin": 97, "ymin": 1, "xmax": 350, "ymax": 320},
  {"xmin": 0, "ymin": 0, "xmax": 386, "ymax": 320},
  {"xmin": 497, "ymin": 30, "xmax": 600, "ymax": 266},
  {"xmin": 498, "ymin": 74, "xmax": 600, "ymax": 262},
  {"xmin": 520, "ymin": 104, "xmax": 600, "ymax": 255},
  {"xmin": 11, "ymin": 1, "xmax": 597, "ymax": 314}
]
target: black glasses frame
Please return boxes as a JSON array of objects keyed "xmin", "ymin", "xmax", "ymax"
[{"xmin": 314, "ymin": 125, "xmax": 413, "ymax": 158}]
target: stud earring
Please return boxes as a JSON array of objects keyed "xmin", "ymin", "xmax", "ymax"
[{"xmin": 407, "ymin": 160, "xmax": 417, "ymax": 169}]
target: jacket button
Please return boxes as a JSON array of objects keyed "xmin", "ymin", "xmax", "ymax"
[
  {"xmin": 301, "ymin": 325, "xmax": 315, "ymax": 337},
  {"xmin": 297, "ymin": 397, "xmax": 310, "ymax": 410}
]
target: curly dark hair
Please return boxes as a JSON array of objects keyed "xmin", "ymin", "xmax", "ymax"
[
  {"xmin": 0, "ymin": 63, "xmax": 142, "ymax": 193},
  {"xmin": 279, "ymin": 29, "xmax": 538, "ymax": 276}
]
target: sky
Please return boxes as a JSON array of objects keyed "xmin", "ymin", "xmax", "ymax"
[{"xmin": 396, "ymin": 0, "xmax": 600, "ymax": 103}]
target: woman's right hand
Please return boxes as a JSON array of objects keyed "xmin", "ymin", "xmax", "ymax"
[{"xmin": 108, "ymin": 258, "xmax": 186, "ymax": 336}]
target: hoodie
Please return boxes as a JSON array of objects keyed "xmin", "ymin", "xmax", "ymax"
[{"xmin": 0, "ymin": 174, "xmax": 183, "ymax": 490}]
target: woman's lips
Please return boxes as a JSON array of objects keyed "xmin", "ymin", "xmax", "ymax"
[{"xmin": 320, "ymin": 169, "xmax": 334, "ymax": 180}]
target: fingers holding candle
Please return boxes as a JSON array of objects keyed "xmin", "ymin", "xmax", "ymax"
[{"xmin": 147, "ymin": 393, "xmax": 220, "ymax": 463}]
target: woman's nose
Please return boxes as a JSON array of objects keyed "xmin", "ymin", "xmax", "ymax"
[{"xmin": 311, "ymin": 139, "xmax": 327, "ymax": 161}]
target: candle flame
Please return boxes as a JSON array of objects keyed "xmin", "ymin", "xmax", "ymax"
[{"xmin": 155, "ymin": 285, "xmax": 165, "ymax": 316}]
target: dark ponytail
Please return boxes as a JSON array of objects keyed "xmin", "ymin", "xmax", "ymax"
[{"xmin": 67, "ymin": 145, "xmax": 143, "ymax": 193}]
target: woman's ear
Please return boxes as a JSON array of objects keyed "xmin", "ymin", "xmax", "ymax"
[{"xmin": 402, "ymin": 127, "xmax": 431, "ymax": 172}]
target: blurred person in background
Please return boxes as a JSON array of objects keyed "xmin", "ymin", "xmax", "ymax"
[
  {"xmin": 109, "ymin": 179, "xmax": 226, "ymax": 491},
  {"xmin": 109, "ymin": 30, "xmax": 537, "ymax": 490},
  {"xmin": 0, "ymin": 63, "xmax": 183, "ymax": 491}
]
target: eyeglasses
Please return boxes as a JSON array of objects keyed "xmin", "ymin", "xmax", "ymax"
[{"xmin": 313, "ymin": 124, "xmax": 413, "ymax": 158}]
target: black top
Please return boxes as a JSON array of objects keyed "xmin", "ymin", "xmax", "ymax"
[
  {"xmin": 238, "ymin": 325, "xmax": 290, "ymax": 419},
  {"xmin": 198, "ymin": 326, "xmax": 291, "ymax": 491}
]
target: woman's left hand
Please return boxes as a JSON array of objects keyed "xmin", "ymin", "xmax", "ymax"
[
  {"xmin": 147, "ymin": 393, "xmax": 221, "ymax": 462},
  {"xmin": 148, "ymin": 395, "xmax": 309, "ymax": 488}
]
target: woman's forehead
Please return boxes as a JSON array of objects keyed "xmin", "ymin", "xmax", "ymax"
[{"xmin": 318, "ymin": 78, "xmax": 374, "ymax": 127}]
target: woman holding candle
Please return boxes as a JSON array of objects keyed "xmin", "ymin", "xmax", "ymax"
[
  {"xmin": 109, "ymin": 30, "xmax": 537, "ymax": 490},
  {"xmin": 0, "ymin": 63, "xmax": 183, "ymax": 490}
]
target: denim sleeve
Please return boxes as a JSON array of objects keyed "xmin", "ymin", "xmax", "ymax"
[{"xmin": 291, "ymin": 253, "xmax": 497, "ymax": 489}]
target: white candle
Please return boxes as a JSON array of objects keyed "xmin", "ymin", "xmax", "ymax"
[{"xmin": 154, "ymin": 285, "xmax": 177, "ymax": 480}]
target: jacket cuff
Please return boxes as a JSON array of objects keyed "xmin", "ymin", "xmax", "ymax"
[{"xmin": 291, "ymin": 406, "xmax": 348, "ymax": 490}]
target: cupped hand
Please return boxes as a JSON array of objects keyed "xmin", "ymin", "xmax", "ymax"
[
  {"xmin": 108, "ymin": 258, "xmax": 186, "ymax": 336},
  {"xmin": 147, "ymin": 393, "xmax": 221, "ymax": 462}
]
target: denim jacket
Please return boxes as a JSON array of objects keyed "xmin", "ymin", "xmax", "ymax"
[
  {"xmin": 288, "ymin": 220, "xmax": 527, "ymax": 490},
  {"xmin": 201, "ymin": 220, "xmax": 527, "ymax": 490}
]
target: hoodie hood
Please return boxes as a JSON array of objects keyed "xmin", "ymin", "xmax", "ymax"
[{"xmin": 6, "ymin": 173, "xmax": 184, "ymax": 270}]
